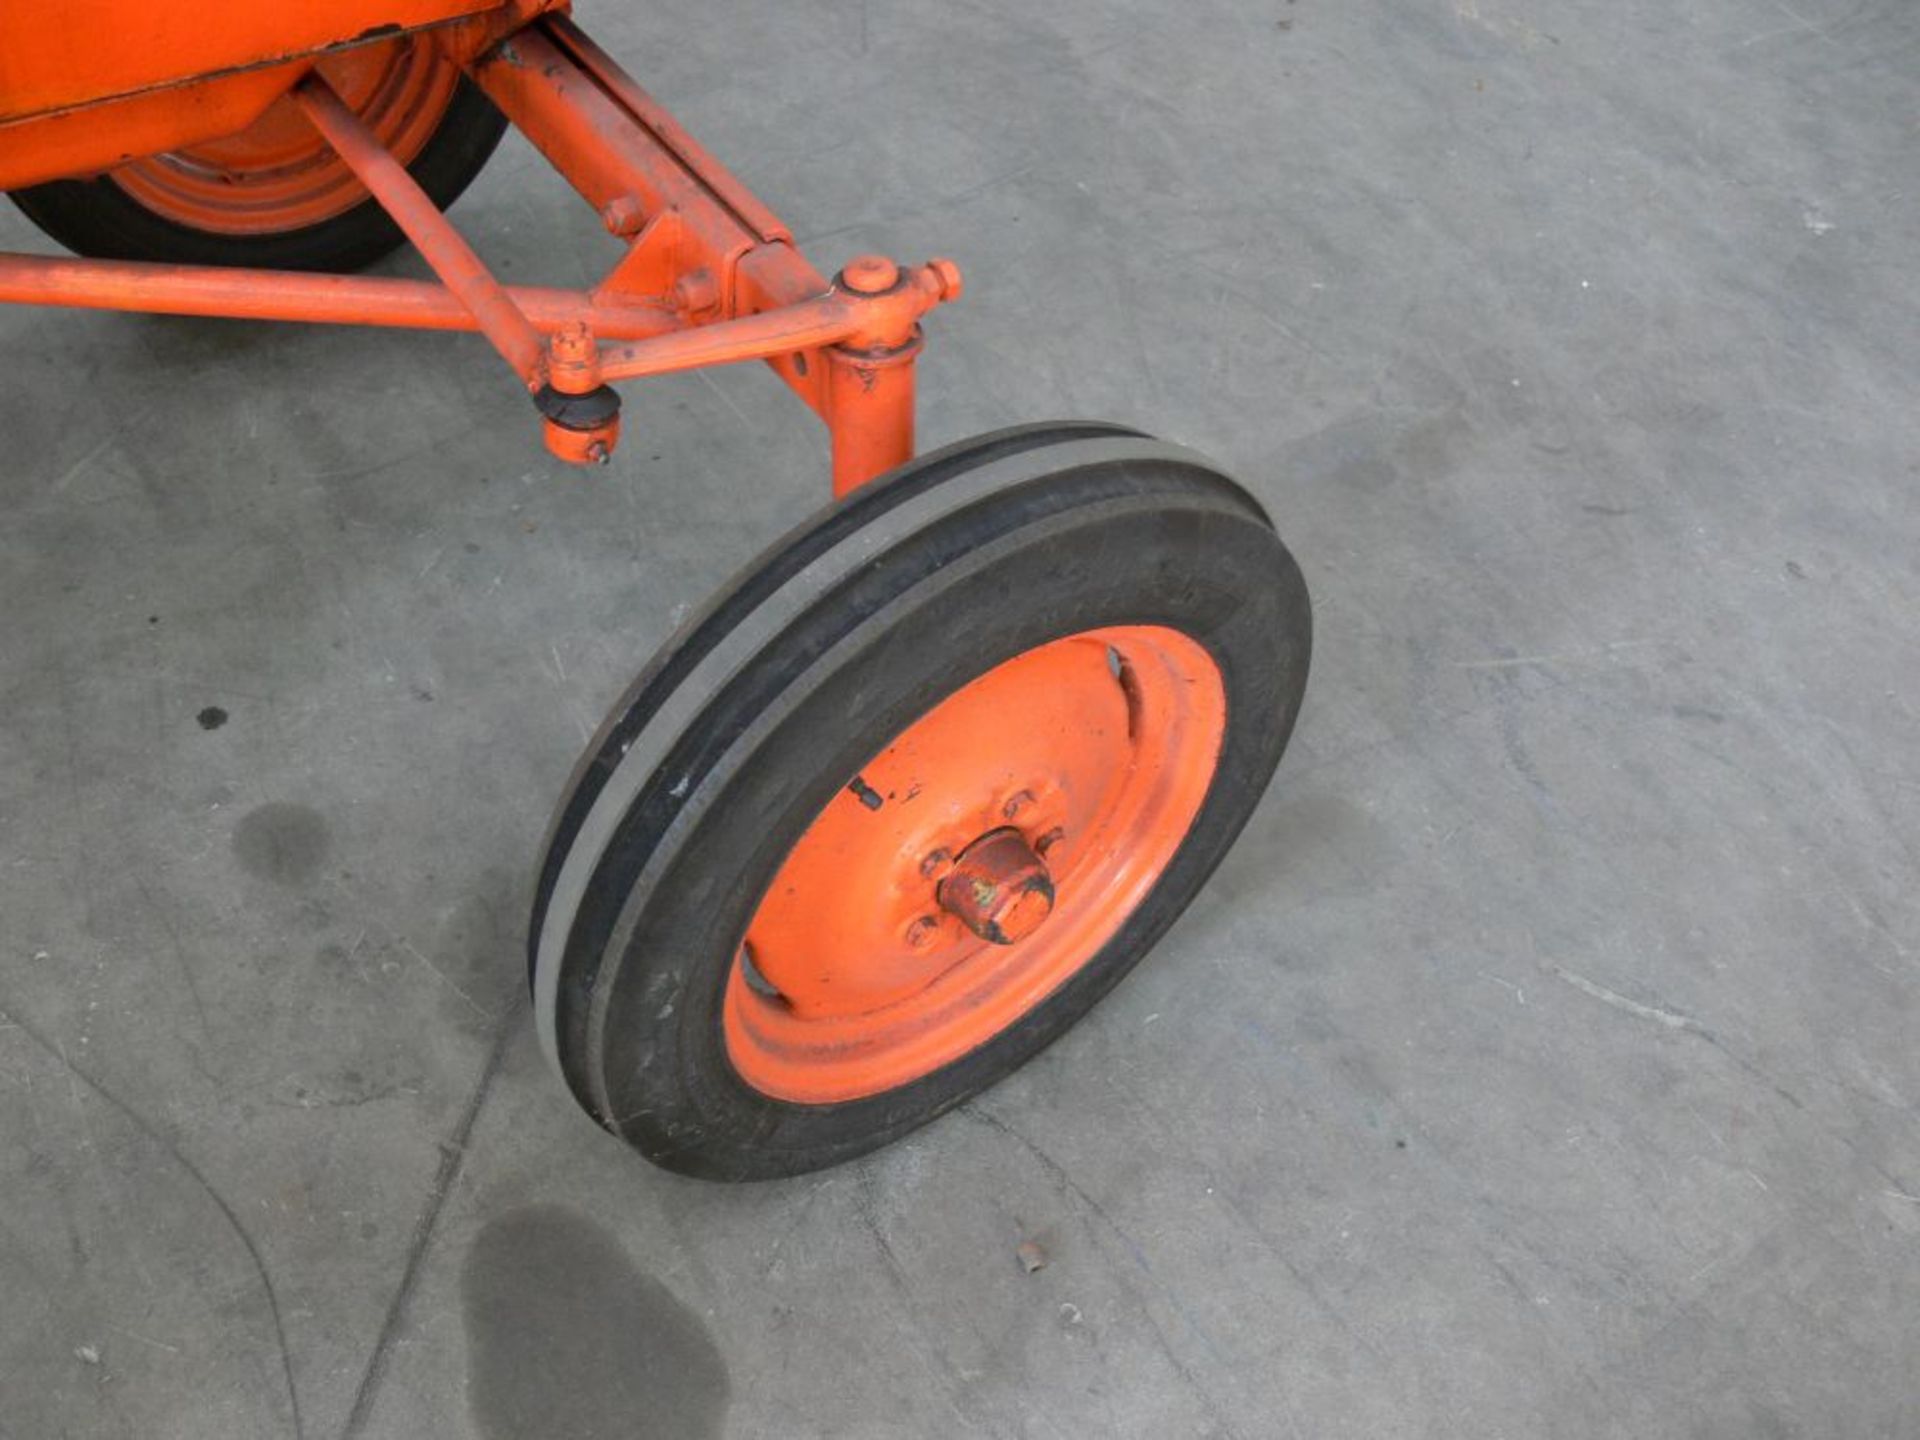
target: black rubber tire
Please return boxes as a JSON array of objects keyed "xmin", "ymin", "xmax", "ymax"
[
  {"xmin": 531, "ymin": 425, "xmax": 1313, "ymax": 1180},
  {"xmin": 6, "ymin": 76, "xmax": 506, "ymax": 273}
]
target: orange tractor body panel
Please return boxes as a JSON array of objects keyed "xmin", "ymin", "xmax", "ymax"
[
  {"xmin": 0, "ymin": 0, "xmax": 560, "ymax": 189},
  {"xmin": 0, "ymin": 0, "xmax": 499, "ymax": 120}
]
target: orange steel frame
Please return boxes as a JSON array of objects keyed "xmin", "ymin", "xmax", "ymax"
[{"xmin": 0, "ymin": 7, "xmax": 961, "ymax": 495}]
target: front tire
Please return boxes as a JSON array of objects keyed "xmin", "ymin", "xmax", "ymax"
[{"xmin": 532, "ymin": 425, "xmax": 1312, "ymax": 1179}]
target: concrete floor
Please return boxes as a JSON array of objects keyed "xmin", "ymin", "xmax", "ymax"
[{"xmin": 4, "ymin": 1, "xmax": 1917, "ymax": 1436}]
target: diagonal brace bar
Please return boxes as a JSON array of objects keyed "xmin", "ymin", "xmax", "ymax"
[{"xmin": 292, "ymin": 73, "xmax": 548, "ymax": 387}]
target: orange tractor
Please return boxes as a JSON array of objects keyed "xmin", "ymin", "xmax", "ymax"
[{"xmin": 0, "ymin": 2, "xmax": 1312, "ymax": 1178}]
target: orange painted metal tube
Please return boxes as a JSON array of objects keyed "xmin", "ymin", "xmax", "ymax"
[
  {"xmin": 0, "ymin": 251, "xmax": 678, "ymax": 338},
  {"xmin": 824, "ymin": 338, "xmax": 921, "ymax": 497},
  {"xmin": 292, "ymin": 73, "xmax": 547, "ymax": 385},
  {"xmin": 594, "ymin": 261, "xmax": 956, "ymax": 390}
]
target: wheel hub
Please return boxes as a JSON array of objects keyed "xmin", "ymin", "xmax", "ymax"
[{"xmin": 937, "ymin": 827, "xmax": 1055, "ymax": 944}]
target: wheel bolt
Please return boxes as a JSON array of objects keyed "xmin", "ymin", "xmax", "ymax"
[{"xmin": 905, "ymin": 915, "xmax": 940, "ymax": 948}]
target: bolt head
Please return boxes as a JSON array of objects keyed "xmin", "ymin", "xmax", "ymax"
[
  {"xmin": 600, "ymin": 196, "xmax": 646, "ymax": 236},
  {"xmin": 672, "ymin": 268, "xmax": 719, "ymax": 315},
  {"xmin": 841, "ymin": 254, "xmax": 901, "ymax": 294}
]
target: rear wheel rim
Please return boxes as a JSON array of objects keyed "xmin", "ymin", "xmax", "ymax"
[
  {"xmin": 723, "ymin": 624, "xmax": 1227, "ymax": 1104},
  {"xmin": 109, "ymin": 39, "xmax": 460, "ymax": 235}
]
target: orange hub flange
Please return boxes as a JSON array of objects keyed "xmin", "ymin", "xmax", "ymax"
[
  {"xmin": 108, "ymin": 38, "xmax": 460, "ymax": 233},
  {"xmin": 724, "ymin": 624, "xmax": 1227, "ymax": 1104}
]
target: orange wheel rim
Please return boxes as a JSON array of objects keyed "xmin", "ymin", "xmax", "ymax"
[
  {"xmin": 110, "ymin": 40, "xmax": 461, "ymax": 235},
  {"xmin": 724, "ymin": 625, "xmax": 1227, "ymax": 1104}
]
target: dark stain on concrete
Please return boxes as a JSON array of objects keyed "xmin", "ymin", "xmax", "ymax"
[
  {"xmin": 462, "ymin": 1205, "xmax": 728, "ymax": 1440},
  {"xmin": 232, "ymin": 803, "xmax": 331, "ymax": 886}
]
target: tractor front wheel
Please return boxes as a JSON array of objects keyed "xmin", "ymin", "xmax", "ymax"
[{"xmin": 531, "ymin": 424, "xmax": 1313, "ymax": 1179}]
